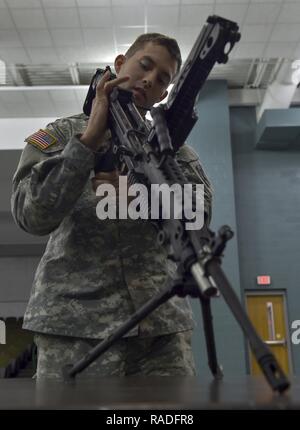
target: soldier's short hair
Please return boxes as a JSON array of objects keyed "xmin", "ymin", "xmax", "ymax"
[{"xmin": 125, "ymin": 33, "xmax": 182, "ymax": 77}]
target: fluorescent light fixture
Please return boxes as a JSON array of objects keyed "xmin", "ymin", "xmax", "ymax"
[
  {"xmin": 0, "ymin": 59, "xmax": 6, "ymax": 85},
  {"xmin": 291, "ymin": 60, "xmax": 300, "ymax": 86}
]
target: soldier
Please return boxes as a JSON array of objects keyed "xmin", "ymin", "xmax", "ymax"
[{"xmin": 11, "ymin": 33, "xmax": 212, "ymax": 380}]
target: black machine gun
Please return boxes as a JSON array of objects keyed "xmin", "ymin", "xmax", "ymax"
[{"xmin": 66, "ymin": 15, "xmax": 290, "ymax": 394}]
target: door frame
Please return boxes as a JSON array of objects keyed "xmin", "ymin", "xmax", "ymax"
[{"xmin": 245, "ymin": 290, "xmax": 294, "ymax": 374}]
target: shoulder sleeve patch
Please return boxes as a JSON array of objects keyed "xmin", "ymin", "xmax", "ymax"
[{"xmin": 25, "ymin": 129, "xmax": 58, "ymax": 150}]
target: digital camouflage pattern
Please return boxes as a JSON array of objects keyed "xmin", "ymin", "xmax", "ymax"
[
  {"xmin": 11, "ymin": 113, "xmax": 213, "ymax": 340},
  {"xmin": 34, "ymin": 330, "xmax": 196, "ymax": 379}
]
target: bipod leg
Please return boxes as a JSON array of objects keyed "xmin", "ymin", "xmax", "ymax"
[
  {"xmin": 63, "ymin": 278, "xmax": 179, "ymax": 381},
  {"xmin": 200, "ymin": 296, "xmax": 223, "ymax": 379}
]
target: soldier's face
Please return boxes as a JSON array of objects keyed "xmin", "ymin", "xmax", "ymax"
[{"xmin": 114, "ymin": 42, "xmax": 178, "ymax": 111}]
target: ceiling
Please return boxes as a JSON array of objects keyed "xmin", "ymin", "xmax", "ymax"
[
  {"xmin": 0, "ymin": 0, "xmax": 300, "ymax": 64},
  {"xmin": 0, "ymin": 0, "xmax": 300, "ymax": 118}
]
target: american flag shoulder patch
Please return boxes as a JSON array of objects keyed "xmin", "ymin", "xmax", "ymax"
[{"xmin": 25, "ymin": 129, "xmax": 58, "ymax": 150}]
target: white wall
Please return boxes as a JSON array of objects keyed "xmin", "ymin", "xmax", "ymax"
[{"xmin": 0, "ymin": 118, "xmax": 56, "ymax": 150}]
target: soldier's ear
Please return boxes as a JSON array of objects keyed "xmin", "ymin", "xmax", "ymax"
[{"xmin": 114, "ymin": 55, "xmax": 126, "ymax": 74}]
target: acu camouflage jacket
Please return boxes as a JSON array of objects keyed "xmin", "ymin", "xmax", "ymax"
[{"xmin": 11, "ymin": 113, "xmax": 212, "ymax": 340}]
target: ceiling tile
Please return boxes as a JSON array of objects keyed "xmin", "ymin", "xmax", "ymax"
[
  {"xmin": 245, "ymin": 3, "xmax": 281, "ymax": 25},
  {"xmin": 82, "ymin": 28, "xmax": 114, "ymax": 47},
  {"xmin": 116, "ymin": 44, "xmax": 130, "ymax": 52},
  {"xmin": 76, "ymin": 0, "xmax": 110, "ymax": 5},
  {"xmin": 182, "ymin": 0, "xmax": 214, "ymax": 4},
  {"xmin": 241, "ymin": 25, "xmax": 273, "ymax": 43},
  {"xmin": 51, "ymin": 29, "xmax": 84, "ymax": 47},
  {"xmin": 147, "ymin": 5, "xmax": 179, "ymax": 26},
  {"xmin": 115, "ymin": 27, "xmax": 145, "ymax": 45},
  {"xmin": 214, "ymin": 3, "xmax": 248, "ymax": 26},
  {"xmin": 178, "ymin": 26, "xmax": 201, "ymax": 46},
  {"xmin": 0, "ymin": 48, "xmax": 30, "ymax": 63},
  {"xmin": 56, "ymin": 47, "xmax": 89, "ymax": 63},
  {"xmin": 0, "ymin": 8, "xmax": 16, "ymax": 29},
  {"xmin": 270, "ymin": 24, "xmax": 300, "ymax": 43},
  {"xmin": 86, "ymin": 45, "xmax": 116, "ymax": 63},
  {"xmin": 278, "ymin": 3, "xmax": 300, "ymax": 23},
  {"xmin": 148, "ymin": 0, "xmax": 180, "ymax": 4},
  {"xmin": 293, "ymin": 42, "xmax": 300, "ymax": 58},
  {"xmin": 41, "ymin": 0, "xmax": 76, "ymax": 7},
  {"xmin": 113, "ymin": 6, "xmax": 145, "ymax": 26},
  {"xmin": 263, "ymin": 42, "xmax": 297, "ymax": 59},
  {"xmin": 19, "ymin": 29, "xmax": 53, "ymax": 47},
  {"xmin": 11, "ymin": 8, "xmax": 48, "ymax": 29},
  {"xmin": 147, "ymin": 26, "xmax": 179, "ymax": 40},
  {"xmin": 251, "ymin": 0, "xmax": 283, "ymax": 2},
  {"xmin": 0, "ymin": 30, "xmax": 22, "ymax": 48},
  {"xmin": 215, "ymin": 0, "xmax": 249, "ymax": 3},
  {"xmin": 179, "ymin": 5, "xmax": 213, "ymax": 26},
  {"xmin": 27, "ymin": 47, "xmax": 60, "ymax": 64},
  {"xmin": 8, "ymin": 0, "xmax": 41, "ymax": 7},
  {"xmin": 45, "ymin": 7, "xmax": 80, "ymax": 28},
  {"xmin": 112, "ymin": 0, "xmax": 145, "ymax": 5},
  {"xmin": 79, "ymin": 7, "xmax": 113, "ymax": 28},
  {"xmin": 231, "ymin": 42, "xmax": 265, "ymax": 59},
  {"xmin": 178, "ymin": 44, "xmax": 193, "ymax": 61}
]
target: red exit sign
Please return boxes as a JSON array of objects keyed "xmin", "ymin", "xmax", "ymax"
[{"xmin": 257, "ymin": 275, "xmax": 271, "ymax": 285}]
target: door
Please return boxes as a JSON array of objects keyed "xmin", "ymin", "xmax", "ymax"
[{"xmin": 246, "ymin": 293, "xmax": 291, "ymax": 375}]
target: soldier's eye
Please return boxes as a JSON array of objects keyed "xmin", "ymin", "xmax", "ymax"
[{"xmin": 139, "ymin": 61, "xmax": 149, "ymax": 70}]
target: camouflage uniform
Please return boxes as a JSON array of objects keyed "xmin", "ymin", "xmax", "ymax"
[
  {"xmin": 34, "ymin": 330, "xmax": 196, "ymax": 379},
  {"xmin": 11, "ymin": 113, "xmax": 212, "ymax": 379}
]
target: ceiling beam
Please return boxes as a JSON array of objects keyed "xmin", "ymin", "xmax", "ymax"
[
  {"xmin": 256, "ymin": 59, "xmax": 300, "ymax": 121},
  {"xmin": 251, "ymin": 59, "xmax": 268, "ymax": 89},
  {"xmin": 69, "ymin": 64, "xmax": 80, "ymax": 85},
  {"xmin": 6, "ymin": 64, "xmax": 30, "ymax": 86}
]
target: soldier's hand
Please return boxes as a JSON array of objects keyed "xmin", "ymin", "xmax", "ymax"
[
  {"xmin": 81, "ymin": 71, "xmax": 130, "ymax": 151},
  {"xmin": 91, "ymin": 170, "xmax": 135, "ymax": 209},
  {"xmin": 91, "ymin": 170, "xmax": 119, "ymax": 193},
  {"xmin": 92, "ymin": 170, "xmax": 135, "ymax": 207}
]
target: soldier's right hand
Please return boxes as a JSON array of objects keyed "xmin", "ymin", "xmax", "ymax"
[{"xmin": 80, "ymin": 70, "xmax": 130, "ymax": 151}]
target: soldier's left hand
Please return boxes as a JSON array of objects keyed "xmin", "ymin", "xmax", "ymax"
[{"xmin": 91, "ymin": 170, "xmax": 119, "ymax": 193}]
